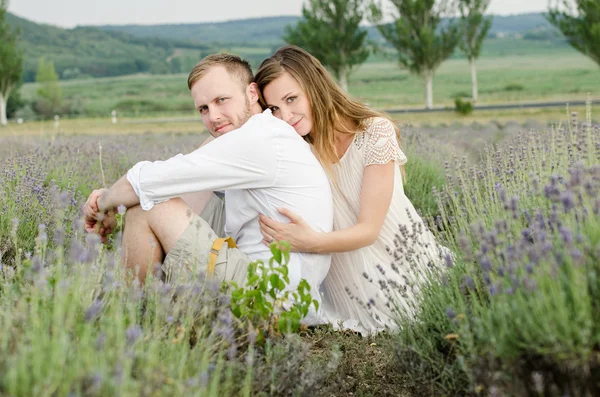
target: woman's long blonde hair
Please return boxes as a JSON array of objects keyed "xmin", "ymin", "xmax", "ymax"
[{"xmin": 255, "ymin": 45, "xmax": 402, "ymax": 176}]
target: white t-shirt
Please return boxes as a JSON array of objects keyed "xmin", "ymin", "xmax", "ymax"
[{"xmin": 127, "ymin": 110, "xmax": 333, "ymax": 311}]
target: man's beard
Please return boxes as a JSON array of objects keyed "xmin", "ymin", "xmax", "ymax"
[
  {"xmin": 238, "ymin": 96, "xmax": 253, "ymax": 126},
  {"xmin": 210, "ymin": 97, "xmax": 254, "ymax": 137}
]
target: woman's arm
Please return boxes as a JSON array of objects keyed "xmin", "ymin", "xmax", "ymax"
[{"xmin": 259, "ymin": 161, "xmax": 395, "ymax": 253}]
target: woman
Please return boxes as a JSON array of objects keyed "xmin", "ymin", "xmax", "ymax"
[{"xmin": 254, "ymin": 46, "xmax": 446, "ymax": 335}]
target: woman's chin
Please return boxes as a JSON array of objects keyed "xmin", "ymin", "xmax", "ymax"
[{"xmin": 295, "ymin": 127, "xmax": 311, "ymax": 137}]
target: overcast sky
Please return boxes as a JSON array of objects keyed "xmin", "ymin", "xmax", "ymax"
[{"xmin": 9, "ymin": 0, "xmax": 551, "ymax": 28}]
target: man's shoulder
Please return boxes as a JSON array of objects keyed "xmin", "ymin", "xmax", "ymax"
[{"xmin": 252, "ymin": 109, "xmax": 292, "ymax": 130}]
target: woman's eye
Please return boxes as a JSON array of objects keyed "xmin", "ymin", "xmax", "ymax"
[
  {"xmin": 286, "ymin": 96, "xmax": 296, "ymax": 103},
  {"xmin": 269, "ymin": 106, "xmax": 280, "ymax": 113}
]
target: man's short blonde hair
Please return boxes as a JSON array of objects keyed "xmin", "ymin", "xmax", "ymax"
[{"xmin": 187, "ymin": 53, "xmax": 254, "ymax": 91}]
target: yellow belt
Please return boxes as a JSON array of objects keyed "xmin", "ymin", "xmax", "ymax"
[{"xmin": 207, "ymin": 237, "xmax": 237, "ymax": 277}]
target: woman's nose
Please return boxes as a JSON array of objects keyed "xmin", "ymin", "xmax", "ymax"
[{"xmin": 281, "ymin": 108, "xmax": 294, "ymax": 123}]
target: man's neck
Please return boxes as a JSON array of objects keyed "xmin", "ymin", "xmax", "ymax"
[{"xmin": 251, "ymin": 103, "xmax": 263, "ymax": 115}]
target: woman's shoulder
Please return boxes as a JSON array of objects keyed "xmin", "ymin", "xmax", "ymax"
[
  {"xmin": 364, "ymin": 117, "xmax": 396, "ymax": 134},
  {"xmin": 355, "ymin": 117, "xmax": 407, "ymax": 166},
  {"xmin": 354, "ymin": 117, "xmax": 396, "ymax": 148}
]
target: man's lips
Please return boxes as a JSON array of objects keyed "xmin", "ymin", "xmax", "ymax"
[{"xmin": 215, "ymin": 123, "xmax": 231, "ymax": 133}]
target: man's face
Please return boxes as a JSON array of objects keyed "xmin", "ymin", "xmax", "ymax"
[{"xmin": 191, "ymin": 66, "xmax": 254, "ymax": 138}]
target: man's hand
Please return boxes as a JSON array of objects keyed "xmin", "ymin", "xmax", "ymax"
[
  {"xmin": 97, "ymin": 210, "xmax": 118, "ymax": 243},
  {"xmin": 84, "ymin": 188, "xmax": 107, "ymax": 234}
]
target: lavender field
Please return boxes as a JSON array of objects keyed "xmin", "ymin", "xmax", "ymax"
[{"xmin": 1, "ymin": 106, "xmax": 599, "ymax": 396}]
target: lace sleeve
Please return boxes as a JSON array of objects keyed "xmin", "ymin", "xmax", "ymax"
[{"xmin": 363, "ymin": 118, "xmax": 407, "ymax": 166}]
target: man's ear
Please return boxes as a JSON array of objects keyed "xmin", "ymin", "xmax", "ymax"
[{"xmin": 247, "ymin": 82, "xmax": 260, "ymax": 104}]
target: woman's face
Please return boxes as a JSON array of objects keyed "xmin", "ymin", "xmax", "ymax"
[{"xmin": 262, "ymin": 71, "xmax": 313, "ymax": 137}]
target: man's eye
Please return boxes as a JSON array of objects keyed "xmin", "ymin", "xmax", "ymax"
[
  {"xmin": 218, "ymin": 98, "xmax": 226, "ymax": 103},
  {"xmin": 199, "ymin": 106, "xmax": 208, "ymax": 114}
]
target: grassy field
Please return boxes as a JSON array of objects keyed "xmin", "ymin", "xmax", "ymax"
[
  {"xmin": 2, "ymin": 104, "xmax": 599, "ymax": 396},
  {"xmin": 16, "ymin": 41, "xmax": 599, "ymax": 120}
]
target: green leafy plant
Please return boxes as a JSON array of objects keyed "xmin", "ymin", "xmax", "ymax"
[
  {"xmin": 454, "ymin": 97, "xmax": 474, "ymax": 115},
  {"xmin": 225, "ymin": 241, "xmax": 319, "ymax": 342}
]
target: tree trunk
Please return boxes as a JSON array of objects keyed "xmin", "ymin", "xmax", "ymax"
[
  {"xmin": 0, "ymin": 94, "xmax": 7, "ymax": 126},
  {"xmin": 424, "ymin": 71, "xmax": 434, "ymax": 110},
  {"xmin": 338, "ymin": 67, "xmax": 349, "ymax": 92},
  {"xmin": 470, "ymin": 57, "xmax": 478, "ymax": 103}
]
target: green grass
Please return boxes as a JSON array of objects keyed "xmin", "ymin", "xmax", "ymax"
[
  {"xmin": 16, "ymin": 41, "xmax": 600, "ymax": 119},
  {"xmin": 350, "ymin": 52, "xmax": 599, "ymax": 109}
]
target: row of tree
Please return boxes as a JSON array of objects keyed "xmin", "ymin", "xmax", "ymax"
[{"xmin": 284, "ymin": 0, "xmax": 600, "ymax": 109}]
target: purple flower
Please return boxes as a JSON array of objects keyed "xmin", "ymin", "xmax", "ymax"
[
  {"xmin": 462, "ymin": 276, "xmax": 475, "ymax": 291},
  {"xmin": 479, "ymin": 257, "xmax": 493, "ymax": 272},
  {"xmin": 489, "ymin": 282, "xmax": 501, "ymax": 296},
  {"xmin": 125, "ymin": 325, "xmax": 143, "ymax": 345},
  {"xmin": 526, "ymin": 263, "xmax": 534, "ymax": 274},
  {"xmin": 560, "ymin": 191, "xmax": 575, "ymax": 213},
  {"xmin": 444, "ymin": 253, "xmax": 454, "ymax": 268},
  {"xmin": 117, "ymin": 204, "xmax": 126, "ymax": 215},
  {"xmin": 558, "ymin": 225, "xmax": 573, "ymax": 244},
  {"xmin": 85, "ymin": 300, "xmax": 102, "ymax": 322},
  {"xmin": 445, "ymin": 307, "xmax": 456, "ymax": 320}
]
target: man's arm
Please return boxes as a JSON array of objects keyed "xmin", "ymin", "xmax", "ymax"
[
  {"xmin": 128, "ymin": 118, "xmax": 277, "ymax": 211},
  {"xmin": 97, "ymin": 174, "xmax": 140, "ymax": 212}
]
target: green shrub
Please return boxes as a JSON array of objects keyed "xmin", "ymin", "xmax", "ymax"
[
  {"xmin": 454, "ymin": 97, "xmax": 474, "ymax": 116},
  {"xmin": 504, "ymin": 83, "xmax": 525, "ymax": 91}
]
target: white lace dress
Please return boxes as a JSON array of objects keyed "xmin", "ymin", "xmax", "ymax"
[{"xmin": 319, "ymin": 117, "xmax": 446, "ymax": 335}]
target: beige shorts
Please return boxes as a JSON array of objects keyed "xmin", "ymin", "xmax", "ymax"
[{"xmin": 162, "ymin": 194, "xmax": 252, "ymax": 285}]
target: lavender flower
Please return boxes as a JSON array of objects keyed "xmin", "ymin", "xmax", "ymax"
[
  {"xmin": 446, "ymin": 307, "xmax": 456, "ymax": 320},
  {"xmin": 125, "ymin": 325, "xmax": 143, "ymax": 345},
  {"xmin": 85, "ymin": 300, "xmax": 103, "ymax": 322}
]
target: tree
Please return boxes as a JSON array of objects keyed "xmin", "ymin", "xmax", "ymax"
[
  {"xmin": 283, "ymin": 0, "xmax": 371, "ymax": 91},
  {"xmin": 35, "ymin": 57, "xmax": 62, "ymax": 116},
  {"xmin": 457, "ymin": 0, "xmax": 492, "ymax": 103},
  {"xmin": 370, "ymin": 0, "xmax": 461, "ymax": 109},
  {"xmin": 547, "ymin": 0, "xmax": 600, "ymax": 67},
  {"xmin": 0, "ymin": 0, "xmax": 23, "ymax": 126}
]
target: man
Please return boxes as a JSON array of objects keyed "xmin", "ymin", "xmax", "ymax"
[{"xmin": 84, "ymin": 54, "xmax": 333, "ymax": 321}]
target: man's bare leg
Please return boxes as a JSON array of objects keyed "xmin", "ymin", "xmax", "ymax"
[
  {"xmin": 121, "ymin": 198, "xmax": 195, "ymax": 283},
  {"xmin": 180, "ymin": 191, "xmax": 215, "ymax": 215}
]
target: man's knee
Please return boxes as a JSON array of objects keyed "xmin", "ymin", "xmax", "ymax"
[{"xmin": 124, "ymin": 204, "xmax": 146, "ymax": 228}]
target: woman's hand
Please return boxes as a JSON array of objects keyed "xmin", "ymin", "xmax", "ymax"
[{"xmin": 259, "ymin": 208, "xmax": 319, "ymax": 252}]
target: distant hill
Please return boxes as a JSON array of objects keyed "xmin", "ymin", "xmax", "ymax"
[
  {"xmin": 8, "ymin": 11, "xmax": 563, "ymax": 83},
  {"xmin": 7, "ymin": 12, "xmax": 209, "ymax": 82},
  {"xmin": 95, "ymin": 12, "xmax": 557, "ymax": 47},
  {"xmin": 98, "ymin": 16, "xmax": 299, "ymax": 48}
]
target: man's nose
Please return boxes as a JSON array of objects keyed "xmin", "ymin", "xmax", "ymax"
[{"xmin": 208, "ymin": 107, "xmax": 222, "ymax": 122}]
